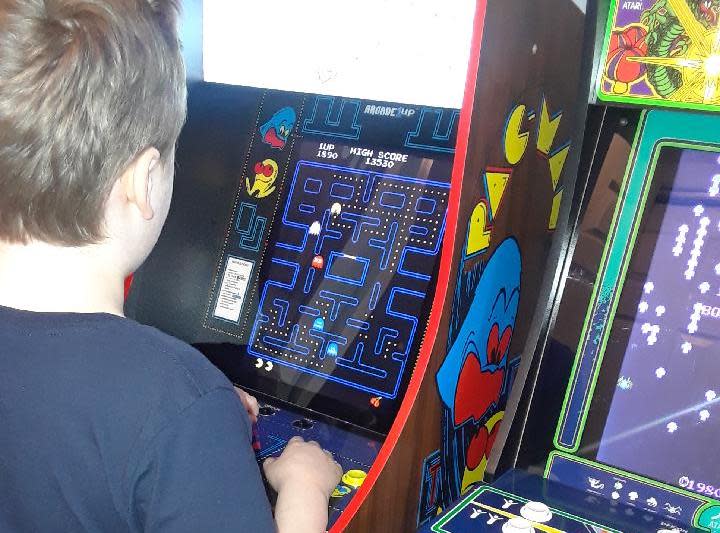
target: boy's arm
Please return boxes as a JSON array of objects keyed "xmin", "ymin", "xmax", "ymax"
[
  {"xmin": 233, "ymin": 388, "xmax": 343, "ymax": 532},
  {"xmin": 130, "ymin": 388, "xmax": 275, "ymax": 533},
  {"xmin": 273, "ymin": 481, "xmax": 332, "ymax": 533},
  {"xmin": 264, "ymin": 437, "xmax": 344, "ymax": 533}
]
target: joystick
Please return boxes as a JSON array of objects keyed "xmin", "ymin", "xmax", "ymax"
[
  {"xmin": 258, "ymin": 405, "xmax": 278, "ymax": 416},
  {"xmin": 520, "ymin": 501, "xmax": 552, "ymax": 523},
  {"xmin": 291, "ymin": 418, "xmax": 314, "ymax": 430}
]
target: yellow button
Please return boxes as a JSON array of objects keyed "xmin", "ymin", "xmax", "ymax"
[{"xmin": 341, "ymin": 469, "xmax": 367, "ymax": 488}]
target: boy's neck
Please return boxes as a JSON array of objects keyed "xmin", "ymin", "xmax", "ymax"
[{"xmin": 0, "ymin": 240, "xmax": 125, "ymax": 316}]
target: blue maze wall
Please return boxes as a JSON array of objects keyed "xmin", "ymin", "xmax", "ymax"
[{"xmin": 248, "ymin": 161, "xmax": 449, "ymax": 398}]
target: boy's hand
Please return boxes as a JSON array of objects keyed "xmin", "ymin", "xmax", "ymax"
[
  {"xmin": 233, "ymin": 386, "xmax": 259, "ymax": 424},
  {"xmin": 263, "ymin": 436, "xmax": 342, "ymax": 496}
]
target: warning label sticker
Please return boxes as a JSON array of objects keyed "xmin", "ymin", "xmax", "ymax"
[{"xmin": 213, "ymin": 256, "xmax": 254, "ymax": 323}]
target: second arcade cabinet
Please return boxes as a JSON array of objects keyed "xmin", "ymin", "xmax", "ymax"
[{"xmin": 425, "ymin": 0, "xmax": 720, "ymax": 532}]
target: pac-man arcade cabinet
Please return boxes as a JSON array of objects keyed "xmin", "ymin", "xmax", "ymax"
[{"xmin": 126, "ymin": 0, "xmax": 592, "ymax": 530}]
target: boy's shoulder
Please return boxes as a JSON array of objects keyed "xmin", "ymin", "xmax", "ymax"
[
  {"xmin": 110, "ymin": 317, "xmax": 230, "ymax": 395},
  {"xmin": 81, "ymin": 315, "xmax": 237, "ymax": 414},
  {"xmin": 92, "ymin": 316, "xmax": 245, "ymax": 444}
]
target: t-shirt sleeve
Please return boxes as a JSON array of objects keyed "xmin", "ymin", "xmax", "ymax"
[{"xmin": 128, "ymin": 388, "xmax": 275, "ymax": 533}]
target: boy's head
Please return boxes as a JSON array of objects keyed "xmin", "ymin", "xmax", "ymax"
[{"xmin": 0, "ymin": 0, "xmax": 186, "ymax": 272}]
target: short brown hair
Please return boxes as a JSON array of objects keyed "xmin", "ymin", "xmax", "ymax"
[{"xmin": 0, "ymin": 0, "xmax": 187, "ymax": 245}]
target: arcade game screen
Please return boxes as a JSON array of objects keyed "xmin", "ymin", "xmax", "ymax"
[
  {"xmin": 580, "ymin": 146, "xmax": 720, "ymax": 497},
  {"xmin": 209, "ymin": 136, "xmax": 450, "ymax": 434}
]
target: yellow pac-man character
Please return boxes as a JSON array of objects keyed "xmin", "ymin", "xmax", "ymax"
[
  {"xmin": 246, "ymin": 159, "xmax": 278, "ymax": 199},
  {"xmin": 503, "ymin": 104, "xmax": 529, "ymax": 165}
]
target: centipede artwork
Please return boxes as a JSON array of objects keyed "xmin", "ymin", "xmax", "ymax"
[{"xmin": 602, "ymin": 0, "xmax": 720, "ymax": 107}]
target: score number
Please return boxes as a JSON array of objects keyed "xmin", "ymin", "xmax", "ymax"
[
  {"xmin": 317, "ymin": 142, "xmax": 339, "ymax": 160},
  {"xmin": 365, "ymin": 151, "xmax": 409, "ymax": 169},
  {"xmin": 679, "ymin": 476, "xmax": 720, "ymax": 498}
]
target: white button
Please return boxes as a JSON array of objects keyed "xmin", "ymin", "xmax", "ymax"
[
  {"xmin": 520, "ymin": 501, "xmax": 553, "ymax": 523},
  {"xmin": 502, "ymin": 517, "xmax": 536, "ymax": 533}
]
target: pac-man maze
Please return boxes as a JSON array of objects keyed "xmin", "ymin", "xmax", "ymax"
[{"xmin": 247, "ymin": 160, "xmax": 449, "ymax": 398}]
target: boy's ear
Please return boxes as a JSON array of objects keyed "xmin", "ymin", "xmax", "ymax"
[{"xmin": 122, "ymin": 147, "xmax": 161, "ymax": 220}]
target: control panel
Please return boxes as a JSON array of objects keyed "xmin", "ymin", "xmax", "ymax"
[
  {"xmin": 422, "ymin": 486, "xmax": 621, "ymax": 533},
  {"xmin": 252, "ymin": 400, "xmax": 381, "ymax": 525},
  {"xmin": 420, "ymin": 470, "xmax": 701, "ymax": 533}
]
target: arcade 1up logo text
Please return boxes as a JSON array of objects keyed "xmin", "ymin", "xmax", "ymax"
[{"xmin": 363, "ymin": 104, "xmax": 416, "ymax": 118}]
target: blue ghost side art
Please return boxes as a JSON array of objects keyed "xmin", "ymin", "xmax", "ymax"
[
  {"xmin": 260, "ymin": 106, "xmax": 296, "ymax": 149},
  {"xmin": 436, "ymin": 237, "xmax": 522, "ymax": 504}
]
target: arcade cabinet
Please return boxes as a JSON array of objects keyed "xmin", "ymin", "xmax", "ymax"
[
  {"xmin": 125, "ymin": 0, "xmax": 591, "ymax": 530},
  {"xmin": 422, "ymin": 1, "xmax": 720, "ymax": 532}
]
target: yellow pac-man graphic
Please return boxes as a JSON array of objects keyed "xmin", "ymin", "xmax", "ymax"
[
  {"xmin": 468, "ymin": 95, "xmax": 570, "ymax": 261},
  {"xmin": 548, "ymin": 144, "xmax": 570, "ymax": 190},
  {"xmin": 503, "ymin": 104, "xmax": 529, "ymax": 165},
  {"xmin": 548, "ymin": 190, "xmax": 563, "ymax": 231},
  {"xmin": 536, "ymin": 97, "xmax": 563, "ymax": 157},
  {"xmin": 485, "ymin": 169, "xmax": 511, "ymax": 219},
  {"xmin": 467, "ymin": 201, "xmax": 492, "ymax": 257},
  {"xmin": 467, "ymin": 168, "xmax": 512, "ymax": 257},
  {"xmin": 246, "ymin": 159, "xmax": 279, "ymax": 199},
  {"xmin": 460, "ymin": 411, "xmax": 504, "ymax": 494},
  {"xmin": 535, "ymin": 97, "xmax": 570, "ymax": 231}
]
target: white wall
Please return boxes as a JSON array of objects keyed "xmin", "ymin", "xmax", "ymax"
[
  {"xmin": 203, "ymin": 0, "xmax": 476, "ymax": 108},
  {"xmin": 180, "ymin": 0, "xmax": 203, "ymax": 81}
]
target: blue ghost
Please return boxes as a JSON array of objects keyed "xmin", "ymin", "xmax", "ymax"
[
  {"xmin": 436, "ymin": 237, "xmax": 522, "ymax": 425},
  {"xmin": 260, "ymin": 107, "xmax": 296, "ymax": 149}
]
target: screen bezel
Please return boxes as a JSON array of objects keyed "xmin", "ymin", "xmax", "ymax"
[{"xmin": 127, "ymin": 82, "xmax": 455, "ymax": 438}]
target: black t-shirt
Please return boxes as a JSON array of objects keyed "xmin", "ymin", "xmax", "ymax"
[{"xmin": 0, "ymin": 305, "xmax": 275, "ymax": 532}]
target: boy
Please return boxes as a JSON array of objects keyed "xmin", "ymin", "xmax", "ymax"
[{"xmin": 0, "ymin": 1, "xmax": 342, "ymax": 532}]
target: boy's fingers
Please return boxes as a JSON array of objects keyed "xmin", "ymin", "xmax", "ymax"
[
  {"xmin": 233, "ymin": 386, "xmax": 248, "ymax": 407},
  {"xmin": 248, "ymin": 396, "xmax": 259, "ymax": 416},
  {"xmin": 263, "ymin": 457, "xmax": 276, "ymax": 469},
  {"xmin": 232, "ymin": 387, "xmax": 260, "ymax": 421},
  {"xmin": 244, "ymin": 392, "xmax": 259, "ymax": 411}
]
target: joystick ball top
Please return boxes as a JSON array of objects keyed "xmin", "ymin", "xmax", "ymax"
[{"xmin": 502, "ymin": 517, "xmax": 535, "ymax": 533}]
